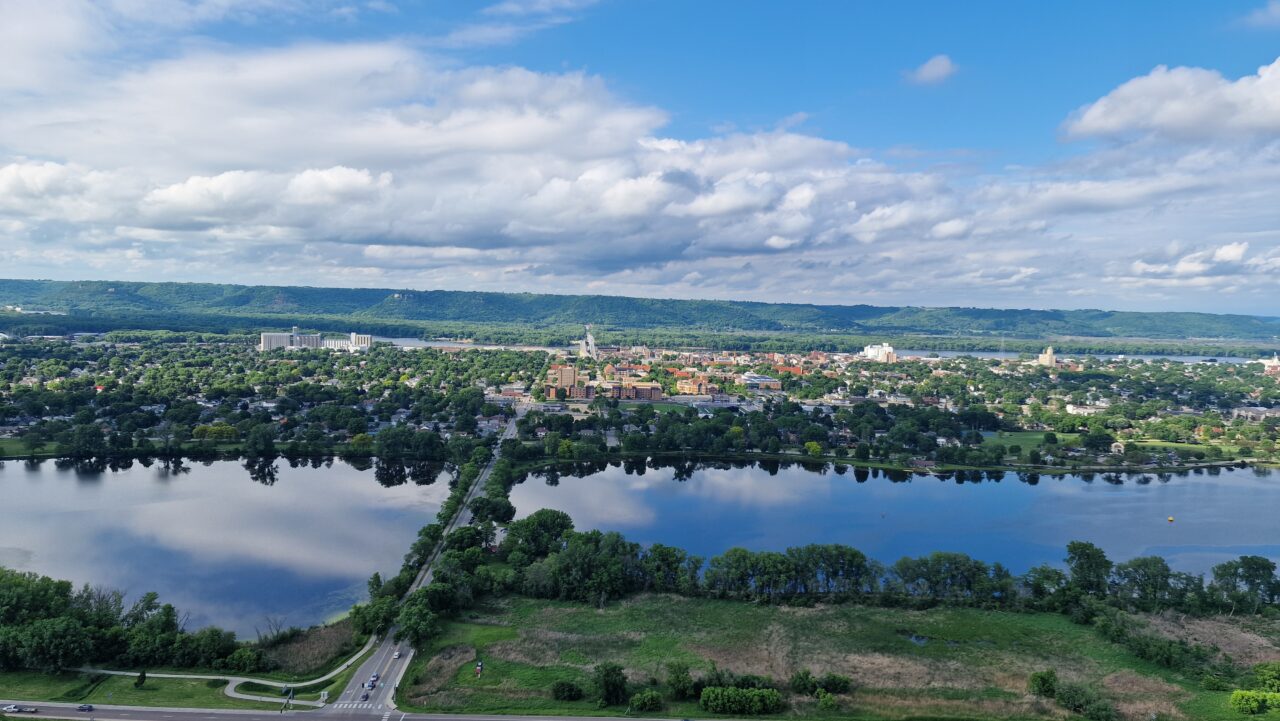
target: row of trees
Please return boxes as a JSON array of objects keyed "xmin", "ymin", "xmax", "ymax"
[
  {"xmin": 489, "ymin": 512, "xmax": 1280, "ymax": 619},
  {"xmin": 0, "ymin": 568, "xmax": 269, "ymax": 673}
]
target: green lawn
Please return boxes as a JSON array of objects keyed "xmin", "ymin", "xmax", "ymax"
[
  {"xmin": 982, "ymin": 431, "xmax": 1081, "ymax": 451},
  {"xmin": 0, "ymin": 438, "xmax": 54, "ymax": 459},
  {"xmin": 396, "ymin": 595, "xmax": 1260, "ymax": 720},
  {"xmin": 0, "ymin": 672, "xmax": 280, "ymax": 710}
]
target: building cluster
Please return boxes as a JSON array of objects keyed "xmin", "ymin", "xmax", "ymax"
[
  {"xmin": 259, "ymin": 329, "xmax": 373, "ymax": 352},
  {"xmin": 862, "ymin": 343, "xmax": 899, "ymax": 363},
  {"xmin": 544, "ymin": 364, "xmax": 663, "ymax": 401},
  {"xmin": 1264, "ymin": 354, "xmax": 1280, "ymax": 377}
]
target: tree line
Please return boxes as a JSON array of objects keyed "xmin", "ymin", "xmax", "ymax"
[{"xmin": 0, "ymin": 568, "xmax": 271, "ymax": 674}]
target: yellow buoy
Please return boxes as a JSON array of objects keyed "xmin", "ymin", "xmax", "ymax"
[{"xmin": 1167, "ymin": 516, "xmax": 1174, "ymax": 523}]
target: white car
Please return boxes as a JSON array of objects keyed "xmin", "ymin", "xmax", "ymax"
[
  {"xmin": 393, "ymin": 651, "xmax": 401, "ymax": 659},
  {"xmin": 3, "ymin": 705, "xmax": 20, "ymax": 713}
]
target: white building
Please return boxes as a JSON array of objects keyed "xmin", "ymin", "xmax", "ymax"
[
  {"xmin": 258, "ymin": 327, "xmax": 329, "ymax": 351},
  {"xmin": 578, "ymin": 325, "xmax": 598, "ymax": 360},
  {"xmin": 862, "ymin": 343, "xmax": 898, "ymax": 363}
]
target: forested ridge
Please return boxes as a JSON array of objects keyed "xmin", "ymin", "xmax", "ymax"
[{"xmin": 2, "ymin": 278, "xmax": 1278, "ymax": 341}]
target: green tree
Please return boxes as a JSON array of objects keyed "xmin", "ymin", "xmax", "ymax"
[
  {"xmin": 1066, "ymin": 541, "xmax": 1113, "ymax": 598},
  {"xmin": 594, "ymin": 662, "xmax": 628, "ymax": 706},
  {"xmin": 667, "ymin": 661, "xmax": 696, "ymax": 700},
  {"xmin": 394, "ymin": 589, "xmax": 439, "ymax": 650}
]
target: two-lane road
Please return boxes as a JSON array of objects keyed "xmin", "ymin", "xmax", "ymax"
[
  {"xmin": 327, "ymin": 405, "xmax": 525, "ymax": 715},
  {"xmin": 1, "ymin": 699, "xmax": 652, "ymax": 721}
]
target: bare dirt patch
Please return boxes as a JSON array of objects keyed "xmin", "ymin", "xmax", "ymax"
[
  {"xmin": 408, "ymin": 644, "xmax": 476, "ymax": 700},
  {"xmin": 1144, "ymin": 612, "xmax": 1280, "ymax": 666},
  {"xmin": 690, "ymin": 622, "xmax": 796, "ymax": 678},
  {"xmin": 1102, "ymin": 671, "xmax": 1188, "ymax": 721},
  {"xmin": 488, "ymin": 629, "xmax": 636, "ymax": 668},
  {"xmin": 851, "ymin": 692, "xmax": 1062, "ymax": 719}
]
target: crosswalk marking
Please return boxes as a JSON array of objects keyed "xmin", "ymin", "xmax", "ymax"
[{"xmin": 331, "ymin": 702, "xmax": 384, "ymax": 709}]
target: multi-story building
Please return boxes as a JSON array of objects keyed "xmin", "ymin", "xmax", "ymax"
[
  {"xmin": 862, "ymin": 343, "xmax": 898, "ymax": 363},
  {"xmin": 259, "ymin": 332, "xmax": 295, "ymax": 351},
  {"xmin": 1263, "ymin": 354, "xmax": 1280, "ymax": 377},
  {"xmin": 546, "ymin": 364, "xmax": 578, "ymax": 388},
  {"xmin": 676, "ymin": 377, "xmax": 720, "ymax": 395},
  {"xmin": 261, "ymin": 328, "xmax": 370, "ymax": 352},
  {"xmin": 1037, "ymin": 346, "xmax": 1056, "ymax": 368},
  {"xmin": 740, "ymin": 372, "xmax": 782, "ymax": 390}
]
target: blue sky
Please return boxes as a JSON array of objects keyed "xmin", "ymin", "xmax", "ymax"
[{"xmin": 2, "ymin": 0, "xmax": 1280, "ymax": 314}]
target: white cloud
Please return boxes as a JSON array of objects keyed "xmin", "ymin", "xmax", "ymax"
[
  {"xmin": 3, "ymin": 13, "xmax": 1280, "ymax": 313},
  {"xmin": 905, "ymin": 54, "xmax": 957, "ymax": 85},
  {"xmin": 484, "ymin": 0, "xmax": 598, "ymax": 15},
  {"xmin": 1245, "ymin": 0, "xmax": 1280, "ymax": 27},
  {"xmin": 1066, "ymin": 58, "xmax": 1280, "ymax": 140}
]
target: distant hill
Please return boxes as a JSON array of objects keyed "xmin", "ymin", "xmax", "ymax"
[{"xmin": 1, "ymin": 278, "xmax": 1278, "ymax": 340}]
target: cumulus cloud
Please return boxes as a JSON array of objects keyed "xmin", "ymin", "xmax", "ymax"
[
  {"xmin": 1065, "ymin": 57, "xmax": 1280, "ymax": 140},
  {"xmin": 2, "ymin": 7, "xmax": 1280, "ymax": 313},
  {"xmin": 905, "ymin": 54, "xmax": 957, "ymax": 85}
]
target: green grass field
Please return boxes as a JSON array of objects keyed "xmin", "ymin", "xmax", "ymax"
[
  {"xmin": 0, "ymin": 672, "xmax": 279, "ymax": 710},
  {"xmin": 396, "ymin": 594, "xmax": 1269, "ymax": 721},
  {"xmin": 982, "ymin": 431, "xmax": 1081, "ymax": 451}
]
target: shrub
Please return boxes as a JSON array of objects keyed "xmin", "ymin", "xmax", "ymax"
[
  {"xmin": 1229, "ymin": 690, "xmax": 1267, "ymax": 715},
  {"xmin": 816, "ymin": 673, "xmax": 851, "ymax": 694},
  {"xmin": 699, "ymin": 686, "xmax": 785, "ymax": 715},
  {"xmin": 1054, "ymin": 682, "xmax": 1117, "ymax": 721},
  {"xmin": 1256, "ymin": 662, "xmax": 1280, "ymax": 692},
  {"xmin": 551, "ymin": 680, "xmax": 583, "ymax": 701},
  {"xmin": 816, "ymin": 689, "xmax": 838, "ymax": 711},
  {"xmin": 594, "ymin": 663, "xmax": 629, "ymax": 706},
  {"xmin": 630, "ymin": 689, "xmax": 663, "ymax": 712},
  {"xmin": 789, "ymin": 670, "xmax": 817, "ymax": 695},
  {"xmin": 666, "ymin": 662, "xmax": 696, "ymax": 700},
  {"xmin": 1028, "ymin": 669, "xmax": 1058, "ymax": 698}
]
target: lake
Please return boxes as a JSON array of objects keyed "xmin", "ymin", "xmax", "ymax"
[
  {"xmin": 0, "ymin": 458, "xmax": 449, "ymax": 635},
  {"xmin": 509, "ymin": 460, "xmax": 1280, "ymax": 577},
  {"xmin": 3, "ymin": 457, "xmax": 1277, "ymax": 635}
]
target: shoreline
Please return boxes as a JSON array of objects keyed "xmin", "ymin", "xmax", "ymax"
[{"xmin": 0, "ymin": 447, "xmax": 1255, "ymax": 477}]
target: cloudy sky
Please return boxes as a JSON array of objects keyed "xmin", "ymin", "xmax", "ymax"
[{"xmin": 2, "ymin": 0, "xmax": 1280, "ymax": 314}]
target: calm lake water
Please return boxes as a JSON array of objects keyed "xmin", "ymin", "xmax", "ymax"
[
  {"xmin": 0, "ymin": 459, "xmax": 450, "ymax": 635},
  {"xmin": 3, "ymin": 457, "xmax": 1277, "ymax": 634},
  {"xmin": 509, "ymin": 461, "xmax": 1280, "ymax": 576}
]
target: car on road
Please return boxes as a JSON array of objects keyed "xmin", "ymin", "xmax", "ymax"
[
  {"xmin": 392, "ymin": 651, "xmax": 401, "ymax": 659},
  {"xmin": 359, "ymin": 693, "xmax": 369, "ymax": 702},
  {"xmin": 77, "ymin": 705, "xmax": 94, "ymax": 712},
  {"xmin": 371, "ymin": 673, "xmax": 380, "ymax": 681},
  {"xmin": 2, "ymin": 705, "xmax": 18, "ymax": 713}
]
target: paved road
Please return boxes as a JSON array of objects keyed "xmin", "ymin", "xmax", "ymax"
[
  {"xmin": 0, "ymin": 699, "xmax": 645, "ymax": 721},
  {"xmin": 4, "ymin": 406, "xmax": 527, "ymax": 720},
  {"xmin": 76, "ymin": 635, "xmax": 379, "ymax": 707},
  {"xmin": 327, "ymin": 406, "xmax": 525, "ymax": 716}
]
